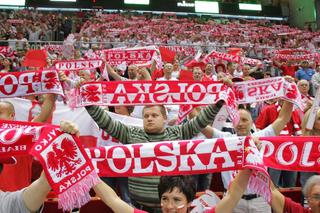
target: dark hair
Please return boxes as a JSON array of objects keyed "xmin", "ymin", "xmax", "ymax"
[
  {"xmin": 158, "ymin": 175, "xmax": 196, "ymax": 203},
  {"xmin": 0, "ymin": 164, "xmax": 3, "ymax": 174}
]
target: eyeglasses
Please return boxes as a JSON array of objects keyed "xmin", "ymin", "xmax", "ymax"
[{"xmin": 308, "ymin": 195, "xmax": 320, "ymax": 202}]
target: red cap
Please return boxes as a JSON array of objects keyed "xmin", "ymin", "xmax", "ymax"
[{"xmin": 0, "ymin": 157, "xmax": 16, "ymax": 164}]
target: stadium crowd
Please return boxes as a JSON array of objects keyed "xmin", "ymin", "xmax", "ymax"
[{"xmin": 0, "ymin": 8, "xmax": 319, "ymax": 213}]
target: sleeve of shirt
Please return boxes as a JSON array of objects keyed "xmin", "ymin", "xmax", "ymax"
[
  {"xmin": 180, "ymin": 104, "xmax": 222, "ymax": 140},
  {"xmin": 252, "ymin": 124, "xmax": 276, "ymax": 137},
  {"xmin": 283, "ymin": 197, "xmax": 306, "ymax": 213},
  {"xmin": 85, "ymin": 105, "xmax": 130, "ymax": 143},
  {"xmin": 255, "ymin": 107, "xmax": 269, "ymax": 129},
  {"xmin": 134, "ymin": 209, "xmax": 148, "ymax": 213},
  {"xmin": 212, "ymin": 128, "xmax": 233, "ymax": 138},
  {"xmin": 0, "ymin": 190, "xmax": 31, "ymax": 213}
]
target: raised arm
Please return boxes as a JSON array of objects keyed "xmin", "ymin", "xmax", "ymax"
[
  {"xmin": 215, "ymin": 169, "xmax": 252, "ymax": 213},
  {"xmin": 270, "ymin": 181, "xmax": 285, "ymax": 213},
  {"xmin": 180, "ymin": 101, "xmax": 224, "ymax": 139},
  {"xmin": 93, "ymin": 179, "xmax": 134, "ymax": 213},
  {"xmin": 85, "ymin": 105, "xmax": 130, "ymax": 143},
  {"xmin": 32, "ymin": 94, "xmax": 56, "ymax": 123},
  {"xmin": 271, "ymin": 100, "xmax": 293, "ymax": 136},
  {"xmin": 22, "ymin": 172, "xmax": 51, "ymax": 213},
  {"xmin": 106, "ymin": 63, "xmax": 123, "ymax": 81}
]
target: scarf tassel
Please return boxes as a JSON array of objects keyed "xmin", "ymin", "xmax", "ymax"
[{"xmin": 58, "ymin": 171, "xmax": 99, "ymax": 211}]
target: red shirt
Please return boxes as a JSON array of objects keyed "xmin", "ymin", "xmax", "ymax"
[
  {"xmin": 0, "ymin": 155, "xmax": 33, "ymax": 191},
  {"xmin": 255, "ymin": 104, "xmax": 301, "ymax": 136},
  {"xmin": 280, "ymin": 65, "xmax": 298, "ymax": 78},
  {"xmin": 284, "ymin": 197, "xmax": 312, "ymax": 213}
]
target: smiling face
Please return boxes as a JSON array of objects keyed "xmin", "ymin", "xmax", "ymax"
[
  {"xmin": 161, "ymin": 187, "xmax": 189, "ymax": 213},
  {"xmin": 235, "ymin": 109, "xmax": 253, "ymax": 136}
]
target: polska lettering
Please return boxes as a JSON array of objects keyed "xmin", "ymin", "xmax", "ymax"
[
  {"xmin": 0, "ymin": 70, "xmax": 64, "ymax": 98},
  {"xmin": 77, "ymin": 81, "xmax": 226, "ymax": 106},
  {"xmin": 55, "ymin": 59, "xmax": 103, "ymax": 71},
  {"xmin": 88, "ymin": 137, "xmax": 244, "ymax": 177}
]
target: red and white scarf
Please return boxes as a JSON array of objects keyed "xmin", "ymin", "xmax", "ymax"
[
  {"xmin": 104, "ymin": 49, "xmax": 156, "ymax": 65},
  {"xmin": 203, "ymin": 50, "xmax": 262, "ymax": 65},
  {"xmin": 0, "ymin": 70, "xmax": 64, "ymax": 98},
  {"xmin": 88, "ymin": 136, "xmax": 271, "ymax": 202},
  {"xmin": 0, "ymin": 120, "xmax": 98, "ymax": 211},
  {"xmin": 54, "ymin": 59, "xmax": 103, "ymax": 71}
]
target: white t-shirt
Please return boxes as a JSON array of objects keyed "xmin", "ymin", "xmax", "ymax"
[
  {"xmin": 0, "ymin": 189, "xmax": 43, "ymax": 213},
  {"xmin": 213, "ymin": 125, "xmax": 275, "ymax": 191}
]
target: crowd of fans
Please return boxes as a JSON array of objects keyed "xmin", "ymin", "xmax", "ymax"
[{"xmin": 0, "ymin": 8, "xmax": 320, "ymax": 213}]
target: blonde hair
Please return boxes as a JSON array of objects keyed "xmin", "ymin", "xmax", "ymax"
[{"xmin": 301, "ymin": 108, "xmax": 320, "ymax": 136}]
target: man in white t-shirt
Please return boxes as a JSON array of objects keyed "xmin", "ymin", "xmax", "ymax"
[{"xmin": 202, "ymin": 100, "xmax": 294, "ymax": 213}]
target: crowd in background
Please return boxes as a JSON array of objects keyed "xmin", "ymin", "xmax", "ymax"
[{"xmin": 0, "ymin": 8, "xmax": 319, "ymax": 213}]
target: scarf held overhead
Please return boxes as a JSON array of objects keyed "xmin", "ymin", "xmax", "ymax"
[
  {"xmin": 30, "ymin": 125, "xmax": 98, "ymax": 211},
  {"xmin": 76, "ymin": 78, "xmax": 303, "ymax": 111},
  {"xmin": 0, "ymin": 70, "xmax": 64, "ymax": 98}
]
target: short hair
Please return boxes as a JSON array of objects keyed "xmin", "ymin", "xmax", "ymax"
[
  {"xmin": 142, "ymin": 105, "xmax": 167, "ymax": 119},
  {"xmin": 0, "ymin": 101, "xmax": 15, "ymax": 114},
  {"xmin": 303, "ymin": 175, "xmax": 320, "ymax": 197},
  {"xmin": 158, "ymin": 175, "xmax": 196, "ymax": 203}
]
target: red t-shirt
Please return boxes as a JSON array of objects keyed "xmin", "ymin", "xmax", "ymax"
[
  {"xmin": 0, "ymin": 155, "xmax": 33, "ymax": 191},
  {"xmin": 255, "ymin": 104, "xmax": 301, "ymax": 136},
  {"xmin": 284, "ymin": 197, "xmax": 312, "ymax": 213}
]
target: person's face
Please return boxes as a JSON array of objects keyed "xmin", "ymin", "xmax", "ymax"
[
  {"xmin": 242, "ymin": 66, "xmax": 250, "ymax": 76},
  {"xmin": 79, "ymin": 70, "xmax": 91, "ymax": 81},
  {"xmin": 164, "ymin": 63, "xmax": 173, "ymax": 75},
  {"xmin": 161, "ymin": 187, "xmax": 189, "ymax": 213},
  {"xmin": 173, "ymin": 60, "xmax": 179, "ymax": 70},
  {"xmin": 143, "ymin": 106, "xmax": 166, "ymax": 134},
  {"xmin": 235, "ymin": 109, "xmax": 253, "ymax": 136},
  {"xmin": 307, "ymin": 184, "xmax": 320, "ymax": 213},
  {"xmin": 216, "ymin": 66, "xmax": 224, "ymax": 73},
  {"xmin": 205, "ymin": 64, "xmax": 213, "ymax": 75},
  {"xmin": 128, "ymin": 65, "xmax": 137, "ymax": 79},
  {"xmin": 3, "ymin": 58, "xmax": 10, "ymax": 66},
  {"xmin": 193, "ymin": 67, "xmax": 203, "ymax": 81},
  {"xmin": 301, "ymin": 61, "xmax": 309, "ymax": 68},
  {"xmin": 0, "ymin": 103, "xmax": 14, "ymax": 120},
  {"xmin": 298, "ymin": 81, "xmax": 309, "ymax": 95}
]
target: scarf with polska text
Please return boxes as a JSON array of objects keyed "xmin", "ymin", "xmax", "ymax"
[
  {"xmin": 54, "ymin": 59, "xmax": 103, "ymax": 71},
  {"xmin": 88, "ymin": 136, "xmax": 272, "ymax": 202},
  {"xmin": 0, "ymin": 120, "xmax": 98, "ymax": 211},
  {"xmin": 75, "ymin": 78, "xmax": 303, "ymax": 125},
  {"xmin": 30, "ymin": 125, "xmax": 99, "ymax": 211},
  {"xmin": 1, "ymin": 120, "xmax": 320, "ymax": 204},
  {"xmin": 0, "ymin": 70, "xmax": 64, "ymax": 98}
]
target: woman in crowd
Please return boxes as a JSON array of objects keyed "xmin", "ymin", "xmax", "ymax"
[{"xmin": 93, "ymin": 169, "xmax": 253, "ymax": 213}]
